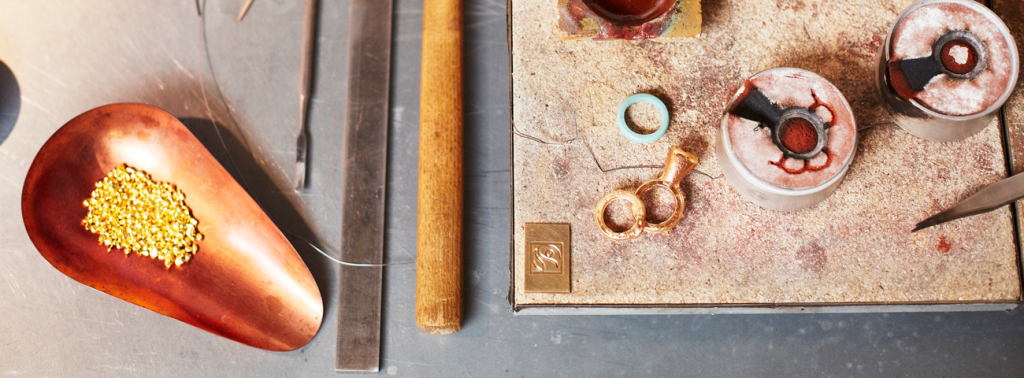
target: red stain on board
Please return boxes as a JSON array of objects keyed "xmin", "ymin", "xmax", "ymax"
[
  {"xmin": 937, "ymin": 236, "xmax": 952, "ymax": 253},
  {"xmin": 796, "ymin": 242, "xmax": 827, "ymax": 273}
]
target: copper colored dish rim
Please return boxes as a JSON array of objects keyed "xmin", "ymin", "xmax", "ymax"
[{"xmin": 21, "ymin": 103, "xmax": 324, "ymax": 351}]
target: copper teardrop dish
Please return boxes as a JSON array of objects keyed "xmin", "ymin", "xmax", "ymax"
[{"xmin": 21, "ymin": 103, "xmax": 323, "ymax": 351}]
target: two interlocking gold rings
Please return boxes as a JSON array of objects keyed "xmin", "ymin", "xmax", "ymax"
[{"xmin": 594, "ymin": 146, "xmax": 699, "ymax": 241}]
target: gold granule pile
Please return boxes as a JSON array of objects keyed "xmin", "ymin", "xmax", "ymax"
[{"xmin": 82, "ymin": 164, "xmax": 203, "ymax": 268}]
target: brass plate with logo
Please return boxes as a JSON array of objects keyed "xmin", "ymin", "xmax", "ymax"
[{"xmin": 524, "ymin": 223, "xmax": 571, "ymax": 293}]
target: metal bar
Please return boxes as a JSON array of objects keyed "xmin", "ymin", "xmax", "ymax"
[{"xmin": 336, "ymin": 0, "xmax": 393, "ymax": 372}]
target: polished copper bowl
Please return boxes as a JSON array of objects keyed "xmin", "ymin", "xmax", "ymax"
[{"xmin": 22, "ymin": 103, "xmax": 323, "ymax": 351}]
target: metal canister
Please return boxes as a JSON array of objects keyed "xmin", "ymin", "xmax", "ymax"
[
  {"xmin": 877, "ymin": 0, "xmax": 1019, "ymax": 142},
  {"xmin": 716, "ymin": 68, "xmax": 858, "ymax": 211}
]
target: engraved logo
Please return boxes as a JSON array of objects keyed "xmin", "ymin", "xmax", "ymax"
[{"xmin": 530, "ymin": 242, "xmax": 563, "ymax": 274}]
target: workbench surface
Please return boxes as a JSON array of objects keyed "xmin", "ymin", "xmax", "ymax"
[
  {"xmin": 513, "ymin": 0, "xmax": 1021, "ymax": 310},
  {"xmin": 2, "ymin": 1, "xmax": 1024, "ymax": 377}
]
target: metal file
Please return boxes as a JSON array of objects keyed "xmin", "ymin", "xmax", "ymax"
[{"xmin": 336, "ymin": 0, "xmax": 393, "ymax": 372}]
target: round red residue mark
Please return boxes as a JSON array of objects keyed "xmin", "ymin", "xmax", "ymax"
[
  {"xmin": 940, "ymin": 40, "xmax": 978, "ymax": 75},
  {"xmin": 581, "ymin": 0, "xmax": 674, "ymax": 26},
  {"xmin": 937, "ymin": 236, "xmax": 952, "ymax": 253},
  {"xmin": 779, "ymin": 118, "xmax": 818, "ymax": 154}
]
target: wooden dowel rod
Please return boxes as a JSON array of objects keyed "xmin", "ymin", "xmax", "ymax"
[{"xmin": 416, "ymin": 0, "xmax": 463, "ymax": 335}]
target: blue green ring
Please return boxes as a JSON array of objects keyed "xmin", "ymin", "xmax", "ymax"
[{"xmin": 617, "ymin": 93, "xmax": 669, "ymax": 144}]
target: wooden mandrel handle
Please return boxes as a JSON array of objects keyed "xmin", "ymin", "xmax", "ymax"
[{"xmin": 416, "ymin": 0, "xmax": 463, "ymax": 335}]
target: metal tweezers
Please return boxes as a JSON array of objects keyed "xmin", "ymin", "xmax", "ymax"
[{"xmin": 914, "ymin": 172, "xmax": 1024, "ymax": 232}]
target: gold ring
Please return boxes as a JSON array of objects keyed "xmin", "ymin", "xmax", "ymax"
[
  {"xmin": 634, "ymin": 180, "xmax": 686, "ymax": 234},
  {"xmin": 594, "ymin": 189, "xmax": 646, "ymax": 241}
]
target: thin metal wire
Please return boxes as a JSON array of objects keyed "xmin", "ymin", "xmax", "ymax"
[
  {"xmin": 196, "ymin": 2, "xmax": 411, "ymax": 268},
  {"xmin": 512, "ymin": 108, "xmax": 723, "ymax": 180},
  {"xmin": 283, "ymin": 230, "xmax": 413, "ymax": 267}
]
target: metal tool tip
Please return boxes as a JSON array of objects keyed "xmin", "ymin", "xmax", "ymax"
[
  {"xmin": 912, "ymin": 216, "xmax": 941, "ymax": 233},
  {"xmin": 237, "ymin": 0, "xmax": 254, "ymax": 22},
  {"xmin": 293, "ymin": 167, "xmax": 307, "ymax": 192}
]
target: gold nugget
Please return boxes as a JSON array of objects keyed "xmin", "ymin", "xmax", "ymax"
[{"xmin": 82, "ymin": 164, "xmax": 203, "ymax": 268}]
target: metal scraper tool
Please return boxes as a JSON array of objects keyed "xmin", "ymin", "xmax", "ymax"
[
  {"xmin": 293, "ymin": 0, "xmax": 317, "ymax": 191},
  {"xmin": 913, "ymin": 172, "xmax": 1024, "ymax": 232},
  {"xmin": 336, "ymin": 0, "xmax": 393, "ymax": 372}
]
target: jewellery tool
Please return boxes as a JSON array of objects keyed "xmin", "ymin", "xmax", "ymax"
[
  {"xmin": 336, "ymin": 0, "xmax": 393, "ymax": 372},
  {"xmin": 294, "ymin": 0, "xmax": 317, "ymax": 190},
  {"xmin": 913, "ymin": 172, "xmax": 1024, "ymax": 232}
]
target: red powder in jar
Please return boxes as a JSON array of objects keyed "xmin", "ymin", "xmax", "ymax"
[
  {"xmin": 940, "ymin": 40, "xmax": 978, "ymax": 75},
  {"xmin": 581, "ymin": 0, "xmax": 674, "ymax": 26},
  {"xmin": 779, "ymin": 118, "xmax": 818, "ymax": 154}
]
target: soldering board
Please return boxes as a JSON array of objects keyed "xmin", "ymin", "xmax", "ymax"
[{"xmin": 510, "ymin": 0, "xmax": 1024, "ymax": 314}]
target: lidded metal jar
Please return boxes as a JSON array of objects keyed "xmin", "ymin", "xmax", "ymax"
[
  {"xmin": 557, "ymin": 0, "xmax": 701, "ymax": 40},
  {"xmin": 877, "ymin": 0, "xmax": 1019, "ymax": 142},
  {"xmin": 716, "ymin": 68, "xmax": 858, "ymax": 211}
]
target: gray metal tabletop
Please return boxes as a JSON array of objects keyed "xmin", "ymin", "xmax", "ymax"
[{"xmin": 1, "ymin": 1, "xmax": 1024, "ymax": 377}]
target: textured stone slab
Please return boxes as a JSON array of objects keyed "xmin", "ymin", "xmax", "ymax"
[{"xmin": 511, "ymin": 0, "xmax": 1021, "ymax": 310}]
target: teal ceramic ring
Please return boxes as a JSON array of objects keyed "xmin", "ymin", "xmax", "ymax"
[{"xmin": 617, "ymin": 93, "xmax": 669, "ymax": 144}]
